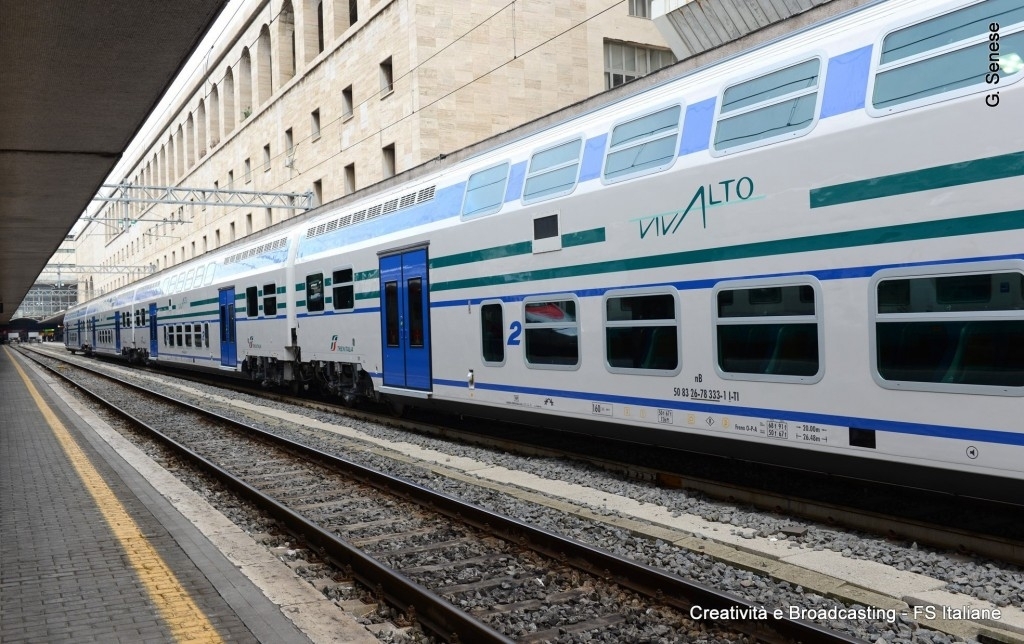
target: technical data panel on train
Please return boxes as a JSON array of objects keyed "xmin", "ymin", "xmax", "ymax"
[{"xmin": 590, "ymin": 402, "xmax": 845, "ymax": 446}]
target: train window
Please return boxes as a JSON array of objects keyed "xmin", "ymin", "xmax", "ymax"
[
  {"xmin": 203, "ymin": 323, "xmax": 210, "ymax": 348},
  {"xmin": 872, "ymin": 266, "xmax": 1024, "ymax": 392},
  {"xmin": 184, "ymin": 324, "xmax": 193, "ymax": 347},
  {"xmin": 480, "ymin": 302, "xmax": 505, "ymax": 365},
  {"xmin": 523, "ymin": 138, "xmax": 582, "ymax": 203},
  {"xmin": 263, "ymin": 283, "xmax": 277, "ymax": 317},
  {"xmin": 384, "ymin": 281, "xmax": 399, "ymax": 347},
  {"xmin": 714, "ymin": 279, "xmax": 822, "ymax": 383},
  {"xmin": 164, "ymin": 326, "xmax": 169, "ymax": 346},
  {"xmin": 523, "ymin": 297, "xmax": 579, "ymax": 369},
  {"xmin": 604, "ymin": 291, "xmax": 679, "ymax": 374},
  {"xmin": 332, "ymin": 268, "xmax": 354, "ymax": 311},
  {"xmin": 176, "ymin": 325, "xmax": 183, "ymax": 346},
  {"xmin": 305, "ymin": 273, "xmax": 325, "ymax": 312},
  {"xmin": 407, "ymin": 277, "xmax": 424, "ymax": 347},
  {"xmin": 603, "ymin": 104, "xmax": 681, "ymax": 183},
  {"xmin": 872, "ymin": 0, "xmax": 1024, "ymax": 112},
  {"xmin": 713, "ymin": 58, "xmax": 821, "ymax": 154},
  {"xmin": 194, "ymin": 324, "xmax": 202, "ymax": 347},
  {"xmin": 462, "ymin": 162, "xmax": 509, "ymax": 218},
  {"xmin": 246, "ymin": 287, "xmax": 259, "ymax": 317}
]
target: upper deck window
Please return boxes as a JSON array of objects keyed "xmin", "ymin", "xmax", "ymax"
[
  {"xmin": 603, "ymin": 105, "xmax": 681, "ymax": 183},
  {"xmin": 523, "ymin": 139, "xmax": 582, "ymax": 203},
  {"xmin": 714, "ymin": 58, "xmax": 821, "ymax": 153},
  {"xmin": 872, "ymin": 0, "xmax": 1024, "ymax": 111},
  {"xmin": 462, "ymin": 162, "xmax": 509, "ymax": 218}
]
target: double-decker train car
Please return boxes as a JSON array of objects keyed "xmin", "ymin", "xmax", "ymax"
[{"xmin": 67, "ymin": 0, "xmax": 1024, "ymax": 502}]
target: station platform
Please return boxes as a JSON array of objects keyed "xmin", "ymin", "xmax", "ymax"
[{"xmin": 0, "ymin": 346, "xmax": 376, "ymax": 643}]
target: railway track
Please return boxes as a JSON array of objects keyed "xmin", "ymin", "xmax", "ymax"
[
  {"xmin": 122, "ymin": 352, "xmax": 1024, "ymax": 570},
  {"xmin": 23, "ymin": 348, "xmax": 863, "ymax": 643}
]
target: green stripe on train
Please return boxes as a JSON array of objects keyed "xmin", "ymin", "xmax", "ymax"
[
  {"xmin": 431, "ymin": 209, "xmax": 1024, "ymax": 292},
  {"xmin": 810, "ymin": 151, "xmax": 1024, "ymax": 209}
]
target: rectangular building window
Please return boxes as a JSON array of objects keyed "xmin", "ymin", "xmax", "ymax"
[
  {"xmin": 524, "ymin": 297, "xmax": 579, "ymax": 368},
  {"xmin": 313, "ymin": 179, "xmax": 323, "ymax": 206},
  {"xmin": 628, "ymin": 0, "xmax": 652, "ymax": 18},
  {"xmin": 603, "ymin": 104, "xmax": 681, "ymax": 182},
  {"xmin": 349, "ymin": 0, "xmax": 358, "ymax": 25},
  {"xmin": 715, "ymin": 280, "xmax": 821, "ymax": 381},
  {"xmin": 342, "ymin": 86, "xmax": 354, "ymax": 119},
  {"xmin": 380, "ymin": 57, "xmax": 393, "ymax": 96},
  {"xmin": 714, "ymin": 58, "xmax": 821, "ymax": 153},
  {"xmin": 605, "ymin": 292, "xmax": 678, "ymax": 372},
  {"xmin": 263, "ymin": 283, "xmax": 277, "ymax": 317},
  {"xmin": 604, "ymin": 40, "xmax": 675, "ymax": 89},
  {"xmin": 344, "ymin": 163, "xmax": 356, "ymax": 194},
  {"xmin": 332, "ymin": 268, "xmax": 354, "ymax": 310},
  {"xmin": 305, "ymin": 273, "xmax": 325, "ymax": 312},
  {"xmin": 462, "ymin": 162, "xmax": 509, "ymax": 217},
  {"xmin": 382, "ymin": 143, "xmax": 396, "ymax": 179},
  {"xmin": 481, "ymin": 302, "xmax": 504, "ymax": 364},
  {"xmin": 873, "ymin": 0, "xmax": 1024, "ymax": 111},
  {"xmin": 524, "ymin": 139, "xmax": 582, "ymax": 203},
  {"xmin": 873, "ymin": 267, "xmax": 1024, "ymax": 390},
  {"xmin": 244, "ymin": 158, "xmax": 251, "ymax": 183},
  {"xmin": 311, "ymin": 109, "xmax": 321, "ymax": 139},
  {"xmin": 285, "ymin": 128, "xmax": 294, "ymax": 156},
  {"xmin": 263, "ymin": 143, "xmax": 271, "ymax": 171}
]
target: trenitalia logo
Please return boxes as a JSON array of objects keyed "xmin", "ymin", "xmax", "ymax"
[{"xmin": 330, "ymin": 334, "xmax": 354, "ymax": 352}]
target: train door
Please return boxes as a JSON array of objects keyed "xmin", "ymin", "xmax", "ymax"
[
  {"xmin": 219, "ymin": 287, "xmax": 238, "ymax": 367},
  {"xmin": 90, "ymin": 317, "xmax": 97, "ymax": 348},
  {"xmin": 77, "ymin": 320, "xmax": 83, "ymax": 348},
  {"xmin": 149, "ymin": 304, "xmax": 158, "ymax": 358},
  {"xmin": 379, "ymin": 248, "xmax": 432, "ymax": 390},
  {"xmin": 114, "ymin": 312, "xmax": 121, "ymax": 352}
]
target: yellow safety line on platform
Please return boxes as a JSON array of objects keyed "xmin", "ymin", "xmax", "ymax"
[{"xmin": 5, "ymin": 348, "xmax": 224, "ymax": 643}]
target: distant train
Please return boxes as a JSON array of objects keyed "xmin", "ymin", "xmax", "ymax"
[{"xmin": 66, "ymin": 0, "xmax": 1024, "ymax": 502}]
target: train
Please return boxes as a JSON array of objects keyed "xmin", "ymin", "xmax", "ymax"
[{"xmin": 66, "ymin": 0, "xmax": 1024, "ymax": 503}]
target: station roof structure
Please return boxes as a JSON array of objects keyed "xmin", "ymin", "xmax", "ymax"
[{"xmin": 0, "ymin": 0, "xmax": 226, "ymax": 324}]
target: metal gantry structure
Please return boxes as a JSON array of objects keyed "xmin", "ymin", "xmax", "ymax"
[{"xmin": 18, "ymin": 183, "xmax": 314, "ymax": 320}]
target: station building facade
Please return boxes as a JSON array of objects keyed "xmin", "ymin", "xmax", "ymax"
[{"xmin": 76, "ymin": 0, "xmax": 672, "ymax": 298}]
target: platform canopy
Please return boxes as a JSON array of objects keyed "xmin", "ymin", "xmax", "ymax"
[{"xmin": 0, "ymin": 0, "xmax": 226, "ymax": 324}]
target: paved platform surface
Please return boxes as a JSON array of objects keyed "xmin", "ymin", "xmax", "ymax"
[{"xmin": 0, "ymin": 346, "xmax": 314, "ymax": 643}]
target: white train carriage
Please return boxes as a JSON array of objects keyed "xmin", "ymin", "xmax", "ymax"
[{"xmin": 66, "ymin": 0, "xmax": 1024, "ymax": 501}]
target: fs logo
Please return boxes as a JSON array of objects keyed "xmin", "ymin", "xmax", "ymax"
[
  {"xmin": 247, "ymin": 336, "xmax": 262, "ymax": 349},
  {"xmin": 330, "ymin": 334, "xmax": 354, "ymax": 352}
]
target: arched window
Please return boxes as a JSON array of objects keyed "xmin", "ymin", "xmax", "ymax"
[
  {"xmin": 223, "ymin": 67, "xmax": 235, "ymax": 132},
  {"xmin": 196, "ymin": 100, "xmax": 207, "ymax": 159},
  {"xmin": 239, "ymin": 48, "xmax": 253, "ymax": 120},
  {"xmin": 185, "ymin": 114, "xmax": 196, "ymax": 167},
  {"xmin": 279, "ymin": 1, "xmax": 295, "ymax": 83},
  {"xmin": 209, "ymin": 85, "xmax": 220, "ymax": 147},
  {"xmin": 256, "ymin": 25, "xmax": 273, "ymax": 105}
]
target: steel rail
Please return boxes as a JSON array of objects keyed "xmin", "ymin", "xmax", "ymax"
[{"xmin": 25, "ymin": 348, "xmax": 865, "ymax": 644}]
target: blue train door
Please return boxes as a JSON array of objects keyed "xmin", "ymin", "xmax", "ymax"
[
  {"xmin": 379, "ymin": 248, "xmax": 432, "ymax": 390},
  {"xmin": 149, "ymin": 304, "xmax": 158, "ymax": 358},
  {"xmin": 114, "ymin": 312, "xmax": 121, "ymax": 352},
  {"xmin": 77, "ymin": 320, "xmax": 83, "ymax": 347},
  {"xmin": 90, "ymin": 317, "xmax": 97, "ymax": 347},
  {"xmin": 219, "ymin": 287, "xmax": 238, "ymax": 367}
]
